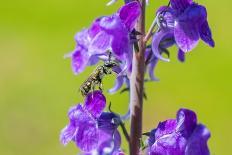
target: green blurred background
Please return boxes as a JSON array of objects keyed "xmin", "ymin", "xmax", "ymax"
[{"xmin": 0, "ymin": 0, "xmax": 231, "ymax": 154}]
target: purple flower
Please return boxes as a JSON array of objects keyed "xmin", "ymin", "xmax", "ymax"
[
  {"xmin": 60, "ymin": 91, "xmax": 123, "ymax": 154},
  {"xmin": 67, "ymin": 2, "xmax": 141, "ymax": 75},
  {"xmin": 152, "ymin": 0, "xmax": 215, "ymax": 62},
  {"xmin": 147, "ymin": 108, "xmax": 211, "ymax": 155}
]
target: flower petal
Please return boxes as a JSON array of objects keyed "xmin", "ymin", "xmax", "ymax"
[
  {"xmin": 108, "ymin": 75, "xmax": 124, "ymax": 94},
  {"xmin": 176, "ymin": 109, "xmax": 197, "ymax": 138},
  {"xmin": 148, "ymin": 58, "xmax": 159, "ymax": 81},
  {"xmin": 74, "ymin": 113, "xmax": 99, "ymax": 152},
  {"xmin": 75, "ymin": 29, "xmax": 90, "ymax": 46},
  {"xmin": 185, "ymin": 124, "xmax": 211, "ymax": 155},
  {"xmin": 174, "ymin": 21, "xmax": 199, "ymax": 52},
  {"xmin": 170, "ymin": 0, "xmax": 192, "ymax": 12},
  {"xmin": 111, "ymin": 28, "xmax": 131, "ymax": 58},
  {"xmin": 89, "ymin": 31, "xmax": 112, "ymax": 55},
  {"xmin": 118, "ymin": 1, "xmax": 141, "ymax": 31},
  {"xmin": 71, "ymin": 47, "xmax": 90, "ymax": 74},
  {"xmin": 60, "ymin": 124, "xmax": 77, "ymax": 145},
  {"xmin": 84, "ymin": 91, "xmax": 106, "ymax": 118},
  {"xmin": 199, "ymin": 21, "xmax": 215, "ymax": 47},
  {"xmin": 177, "ymin": 48, "xmax": 185, "ymax": 62},
  {"xmin": 152, "ymin": 29, "xmax": 173, "ymax": 62}
]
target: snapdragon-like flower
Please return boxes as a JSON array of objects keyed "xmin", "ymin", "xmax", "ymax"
[
  {"xmin": 60, "ymin": 91, "xmax": 123, "ymax": 154},
  {"xmin": 147, "ymin": 108, "xmax": 211, "ymax": 155},
  {"xmin": 152, "ymin": 0, "xmax": 215, "ymax": 62},
  {"xmin": 67, "ymin": 1, "xmax": 141, "ymax": 75}
]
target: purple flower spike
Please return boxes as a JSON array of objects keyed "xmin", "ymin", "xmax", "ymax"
[{"xmin": 148, "ymin": 108, "xmax": 211, "ymax": 155}]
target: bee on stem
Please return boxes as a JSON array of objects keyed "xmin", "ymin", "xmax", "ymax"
[{"xmin": 80, "ymin": 52, "xmax": 118, "ymax": 96}]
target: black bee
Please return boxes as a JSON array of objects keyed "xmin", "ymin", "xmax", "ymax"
[{"xmin": 80, "ymin": 60, "xmax": 118, "ymax": 96}]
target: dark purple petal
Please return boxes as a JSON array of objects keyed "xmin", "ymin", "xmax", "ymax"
[
  {"xmin": 60, "ymin": 124, "xmax": 76, "ymax": 145},
  {"xmin": 98, "ymin": 112, "xmax": 120, "ymax": 132},
  {"xmin": 178, "ymin": 4, "xmax": 207, "ymax": 25},
  {"xmin": 97, "ymin": 129, "xmax": 121, "ymax": 154},
  {"xmin": 70, "ymin": 47, "xmax": 90, "ymax": 75},
  {"xmin": 199, "ymin": 21, "xmax": 215, "ymax": 47},
  {"xmin": 88, "ymin": 18, "xmax": 101, "ymax": 38},
  {"xmin": 185, "ymin": 124, "xmax": 210, "ymax": 155},
  {"xmin": 176, "ymin": 109, "xmax": 197, "ymax": 138},
  {"xmin": 177, "ymin": 48, "xmax": 185, "ymax": 62},
  {"xmin": 84, "ymin": 91, "xmax": 106, "ymax": 118},
  {"xmin": 118, "ymin": 1, "xmax": 141, "ymax": 31},
  {"xmin": 111, "ymin": 27, "xmax": 131, "ymax": 58},
  {"xmin": 174, "ymin": 21, "xmax": 199, "ymax": 52},
  {"xmin": 170, "ymin": 0, "xmax": 192, "ymax": 12}
]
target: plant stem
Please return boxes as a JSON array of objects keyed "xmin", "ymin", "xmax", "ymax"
[{"xmin": 129, "ymin": 0, "xmax": 146, "ymax": 155}]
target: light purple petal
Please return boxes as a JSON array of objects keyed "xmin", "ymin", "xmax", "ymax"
[
  {"xmin": 154, "ymin": 120, "xmax": 177, "ymax": 140},
  {"xmin": 89, "ymin": 31, "xmax": 112, "ymax": 55},
  {"xmin": 71, "ymin": 47, "xmax": 90, "ymax": 74},
  {"xmin": 118, "ymin": 1, "xmax": 141, "ymax": 31},
  {"xmin": 74, "ymin": 111, "xmax": 99, "ymax": 152},
  {"xmin": 170, "ymin": 0, "xmax": 192, "ymax": 12},
  {"xmin": 108, "ymin": 75, "xmax": 124, "ymax": 94},
  {"xmin": 152, "ymin": 29, "xmax": 173, "ymax": 62},
  {"xmin": 68, "ymin": 104, "xmax": 83, "ymax": 121},
  {"xmin": 65, "ymin": 104, "xmax": 99, "ymax": 152},
  {"xmin": 84, "ymin": 91, "xmax": 106, "ymax": 118},
  {"xmin": 148, "ymin": 58, "xmax": 159, "ymax": 81},
  {"xmin": 75, "ymin": 29, "xmax": 90, "ymax": 46},
  {"xmin": 199, "ymin": 21, "xmax": 215, "ymax": 47},
  {"xmin": 87, "ymin": 54, "xmax": 100, "ymax": 66},
  {"xmin": 156, "ymin": 6, "xmax": 175, "ymax": 29},
  {"xmin": 177, "ymin": 48, "xmax": 185, "ymax": 62},
  {"xmin": 176, "ymin": 109, "xmax": 197, "ymax": 137},
  {"xmin": 185, "ymin": 124, "xmax": 211, "ymax": 155},
  {"xmin": 174, "ymin": 21, "xmax": 199, "ymax": 52},
  {"xmin": 60, "ymin": 124, "xmax": 77, "ymax": 145},
  {"xmin": 99, "ymin": 15, "xmax": 121, "ymax": 30}
]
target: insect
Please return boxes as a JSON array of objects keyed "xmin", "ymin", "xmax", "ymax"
[{"xmin": 80, "ymin": 54, "xmax": 118, "ymax": 96}]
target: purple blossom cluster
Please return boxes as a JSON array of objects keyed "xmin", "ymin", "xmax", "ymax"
[
  {"xmin": 60, "ymin": 91, "xmax": 124, "ymax": 154},
  {"xmin": 60, "ymin": 0, "xmax": 214, "ymax": 154},
  {"xmin": 147, "ymin": 109, "xmax": 210, "ymax": 155}
]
